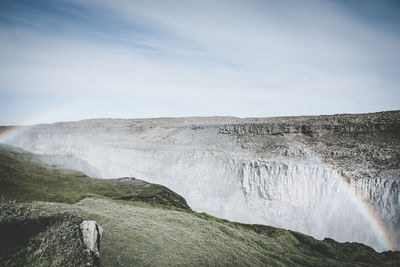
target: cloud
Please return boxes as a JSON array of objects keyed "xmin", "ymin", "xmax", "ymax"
[{"xmin": 0, "ymin": 0, "xmax": 399, "ymax": 124}]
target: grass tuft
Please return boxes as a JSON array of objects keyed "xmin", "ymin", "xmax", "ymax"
[{"xmin": 0, "ymin": 197, "xmax": 94, "ymax": 267}]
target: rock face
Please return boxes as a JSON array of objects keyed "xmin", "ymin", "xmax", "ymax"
[
  {"xmin": 2, "ymin": 111, "xmax": 400, "ymax": 252},
  {"xmin": 80, "ymin": 220, "xmax": 103, "ymax": 258}
]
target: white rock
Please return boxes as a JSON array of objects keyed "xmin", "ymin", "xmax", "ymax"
[{"xmin": 80, "ymin": 220, "xmax": 103, "ymax": 257}]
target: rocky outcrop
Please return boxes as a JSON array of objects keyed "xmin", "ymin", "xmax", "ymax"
[
  {"xmin": 218, "ymin": 111, "xmax": 400, "ymax": 136},
  {"xmin": 3, "ymin": 110, "xmax": 400, "ymax": 252},
  {"xmin": 80, "ymin": 221, "xmax": 103, "ymax": 259}
]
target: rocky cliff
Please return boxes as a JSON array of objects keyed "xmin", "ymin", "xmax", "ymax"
[{"xmin": 2, "ymin": 111, "xmax": 399, "ymax": 252}]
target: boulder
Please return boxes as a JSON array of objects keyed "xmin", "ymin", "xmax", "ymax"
[{"xmin": 80, "ymin": 220, "xmax": 103, "ymax": 257}]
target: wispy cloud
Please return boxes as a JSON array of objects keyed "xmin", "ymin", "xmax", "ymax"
[{"xmin": 0, "ymin": 0, "xmax": 399, "ymax": 124}]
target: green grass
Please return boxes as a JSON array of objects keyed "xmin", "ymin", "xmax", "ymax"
[
  {"xmin": 0, "ymin": 198, "xmax": 94, "ymax": 267},
  {"xmin": 32, "ymin": 198, "xmax": 400, "ymax": 267},
  {"xmin": 1, "ymin": 144, "xmax": 400, "ymax": 266},
  {"xmin": 0, "ymin": 144, "xmax": 189, "ymax": 210}
]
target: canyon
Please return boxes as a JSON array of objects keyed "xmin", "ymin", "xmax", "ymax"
[{"xmin": 2, "ymin": 111, "xmax": 399, "ymax": 252}]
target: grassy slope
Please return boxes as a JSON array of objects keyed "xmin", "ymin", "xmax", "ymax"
[
  {"xmin": 0, "ymin": 198, "xmax": 94, "ymax": 267},
  {"xmin": 0, "ymin": 144, "xmax": 399, "ymax": 266},
  {"xmin": 0, "ymin": 144, "xmax": 189, "ymax": 210},
  {"xmin": 33, "ymin": 198, "xmax": 400, "ymax": 267}
]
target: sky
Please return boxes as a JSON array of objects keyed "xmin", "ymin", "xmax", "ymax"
[{"xmin": 0, "ymin": 0, "xmax": 399, "ymax": 125}]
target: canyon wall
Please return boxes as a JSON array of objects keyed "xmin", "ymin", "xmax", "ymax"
[{"xmin": 3, "ymin": 111, "xmax": 400, "ymax": 251}]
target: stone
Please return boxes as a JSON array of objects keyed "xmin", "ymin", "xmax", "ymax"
[{"xmin": 80, "ymin": 220, "xmax": 103, "ymax": 257}]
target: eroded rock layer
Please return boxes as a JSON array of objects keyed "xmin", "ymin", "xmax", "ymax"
[{"xmin": 2, "ymin": 111, "xmax": 399, "ymax": 251}]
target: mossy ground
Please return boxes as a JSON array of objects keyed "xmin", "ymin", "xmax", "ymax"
[
  {"xmin": 0, "ymin": 144, "xmax": 189, "ymax": 210},
  {"xmin": 1, "ymin": 144, "xmax": 400, "ymax": 266},
  {"xmin": 31, "ymin": 198, "xmax": 400, "ymax": 267},
  {"xmin": 0, "ymin": 198, "xmax": 93, "ymax": 267}
]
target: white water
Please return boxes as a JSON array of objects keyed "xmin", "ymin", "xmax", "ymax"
[{"xmin": 6, "ymin": 121, "xmax": 400, "ymax": 251}]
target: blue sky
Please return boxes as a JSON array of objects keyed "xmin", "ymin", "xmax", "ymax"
[{"xmin": 0, "ymin": 0, "xmax": 399, "ymax": 125}]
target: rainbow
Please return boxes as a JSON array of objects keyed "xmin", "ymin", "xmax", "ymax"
[
  {"xmin": 0, "ymin": 124, "xmax": 398, "ymax": 251},
  {"xmin": 0, "ymin": 125, "xmax": 30, "ymax": 144},
  {"xmin": 287, "ymin": 135, "xmax": 398, "ymax": 251}
]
